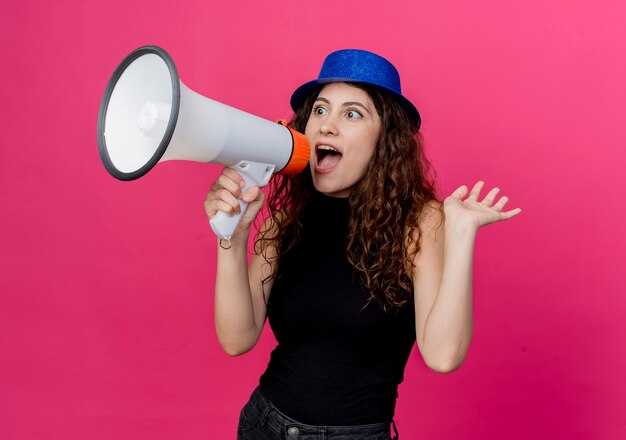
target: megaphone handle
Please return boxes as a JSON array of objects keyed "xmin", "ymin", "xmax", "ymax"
[{"xmin": 209, "ymin": 161, "xmax": 275, "ymax": 240}]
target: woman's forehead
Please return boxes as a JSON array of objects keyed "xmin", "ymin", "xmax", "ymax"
[{"xmin": 317, "ymin": 82, "xmax": 373, "ymax": 104}]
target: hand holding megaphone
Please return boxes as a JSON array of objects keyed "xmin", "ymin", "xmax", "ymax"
[
  {"xmin": 204, "ymin": 167, "xmax": 267, "ymax": 242},
  {"xmin": 97, "ymin": 46, "xmax": 310, "ymax": 240},
  {"xmin": 207, "ymin": 164, "xmax": 269, "ymax": 239}
]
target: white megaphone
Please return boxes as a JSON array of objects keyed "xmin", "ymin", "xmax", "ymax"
[{"xmin": 97, "ymin": 45, "xmax": 310, "ymax": 240}]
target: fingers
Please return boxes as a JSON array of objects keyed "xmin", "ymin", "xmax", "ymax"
[
  {"xmin": 452, "ymin": 181, "xmax": 521, "ymax": 218},
  {"xmin": 493, "ymin": 195, "xmax": 509, "ymax": 211},
  {"xmin": 481, "ymin": 187, "xmax": 500, "ymax": 208},
  {"xmin": 238, "ymin": 186, "xmax": 266, "ymax": 228},
  {"xmin": 242, "ymin": 185, "xmax": 263, "ymax": 203},
  {"xmin": 205, "ymin": 188, "xmax": 241, "ymax": 217},
  {"xmin": 505, "ymin": 207, "xmax": 523, "ymax": 218},
  {"xmin": 451, "ymin": 181, "xmax": 487, "ymax": 200},
  {"xmin": 205, "ymin": 168, "xmax": 247, "ymax": 218},
  {"xmin": 212, "ymin": 169, "xmax": 245, "ymax": 197},
  {"xmin": 450, "ymin": 185, "xmax": 469, "ymax": 199},
  {"xmin": 221, "ymin": 167, "xmax": 246, "ymax": 189},
  {"xmin": 467, "ymin": 181, "xmax": 485, "ymax": 201},
  {"xmin": 497, "ymin": 207, "xmax": 522, "ymax": 221}
]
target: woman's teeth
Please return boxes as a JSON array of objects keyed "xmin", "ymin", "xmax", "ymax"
[{"xmin": 318, "ymin": 145, "xmax": 337, "ymax": 152}]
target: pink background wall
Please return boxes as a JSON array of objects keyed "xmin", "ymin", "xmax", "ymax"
[{"xmin": 1, "ymin": 1, "xmax": 625, "ymax": 439}]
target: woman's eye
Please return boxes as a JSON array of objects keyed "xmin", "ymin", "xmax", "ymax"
[
  {"xmin": 346, "ymin": 109, "xmax": 363, "ymax": 119},
  {"xmin": 313, "ymin": 106, "xmax": 328, "ymax": 116}
]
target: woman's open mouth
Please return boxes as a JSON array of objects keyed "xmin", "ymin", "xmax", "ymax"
[{"xmin": 315, "ymin": 144, "xmax": 342, "ymax": 173}]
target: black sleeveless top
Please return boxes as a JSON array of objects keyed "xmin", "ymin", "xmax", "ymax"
[{"xmin": 259, "ymin": 192, "xmax": 416, "ymax": 425}]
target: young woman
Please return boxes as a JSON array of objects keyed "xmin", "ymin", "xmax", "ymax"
[{"xmin": 204, "ymin": 49, "xmax": 521, "ymax": 439}]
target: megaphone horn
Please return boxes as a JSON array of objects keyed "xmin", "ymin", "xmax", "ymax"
[{"xmin": 97, "ymin": 46, "xmax": 310, "ymax": 240}]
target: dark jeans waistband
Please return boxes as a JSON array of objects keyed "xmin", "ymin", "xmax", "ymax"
[{"xmin": 245, "ymin": 385, "xmax": 399, "ymax": 439}]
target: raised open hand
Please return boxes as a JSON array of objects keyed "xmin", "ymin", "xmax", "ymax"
[{"xmin": 443, "ymin": 181, "xmax": 522, "ymax": 230}]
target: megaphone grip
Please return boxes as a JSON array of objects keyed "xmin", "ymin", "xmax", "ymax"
[{"xmin": 209, "ymin": 161, "xmax": 275, "ymax": 240}]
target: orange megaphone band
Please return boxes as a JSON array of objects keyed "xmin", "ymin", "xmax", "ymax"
[{"xmin": 276, "ymin": 119, "xmax": 310, "ymax": 174}]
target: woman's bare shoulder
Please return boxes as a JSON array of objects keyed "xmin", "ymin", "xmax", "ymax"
[
  {"xmin": 407, "ymin": 199, "xmax": 445, "ymax": 244},
  {"xmin": 420, "ymin": 199, "xmax": 445, "ymax": 230}
]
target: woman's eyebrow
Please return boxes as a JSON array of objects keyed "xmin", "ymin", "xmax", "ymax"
[{"xmin": 315, "ymin": 97, "xmax": 371, "ymax": 113}]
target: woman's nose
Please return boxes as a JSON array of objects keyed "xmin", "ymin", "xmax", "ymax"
[{"xmin": 320, "ymin": 114, "xmax": 339, "ymax": 135}]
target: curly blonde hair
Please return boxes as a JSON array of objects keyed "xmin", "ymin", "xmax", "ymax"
[{"xmin": 255, "ymin": 83, "xmax": 443, "ymax": 310}]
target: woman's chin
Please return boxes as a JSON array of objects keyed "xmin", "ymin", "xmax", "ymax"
[{"xmin": 312, "ymin": 180, "xmax": 351, "ymax": 198}]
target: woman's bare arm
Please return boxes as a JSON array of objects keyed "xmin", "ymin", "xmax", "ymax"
[{"xmin": 205, "ymin": 167, "xmax": 278, "ymax": 356}]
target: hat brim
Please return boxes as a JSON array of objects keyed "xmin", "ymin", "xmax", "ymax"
[{"xmin": 290, "ymin": 78, "xmax": 421, "ymax": 130}]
